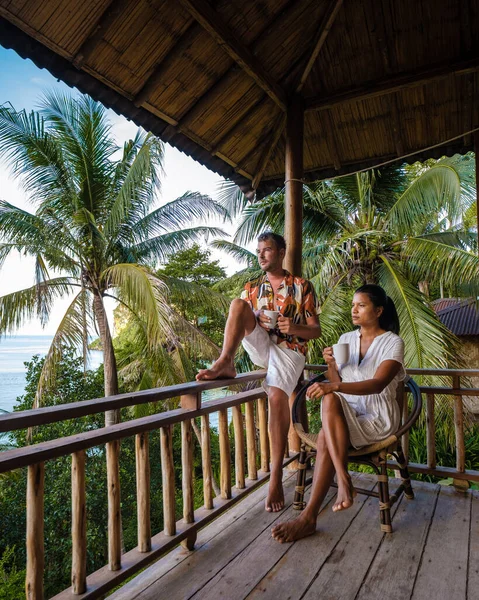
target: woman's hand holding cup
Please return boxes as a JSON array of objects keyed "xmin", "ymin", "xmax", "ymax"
[{"xmin": 322, "ymin": 346, "xmax": 336, "ymax": 365}]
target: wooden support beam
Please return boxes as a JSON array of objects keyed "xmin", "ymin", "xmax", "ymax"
[
  {"xmin": 73, "ymin": 0, "xmax": 126, "ymax": 68},
  {"xmin": 252, "ymin": 113, "xmax": 286, "ymax": 190},
  {"xmin": 177, "ymin": 0, "xmax": 287, "ymax": 110},
  {"xmin": 284, "ymin": 95, "xmax": 304, "ymax": 277},
  {"xmin": 296, "ymin": 0, "xmax": 343, "ymax": 93},
  {"xmin": 26, "ymin": 462, "xmax": 44, "ymax": 600},
  {"xmin": 305, "ymin": 55, "xmax": 479, "ymax": 112}
]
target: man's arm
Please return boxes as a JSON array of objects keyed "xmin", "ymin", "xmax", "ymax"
[{"xmin": 277, "ymin": 314, "xmax": 321, "ymax": 340}]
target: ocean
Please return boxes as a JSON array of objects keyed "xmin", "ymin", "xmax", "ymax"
[{"xmin": 0, "ymin": 335, "xmax": 103, "ymax": 413}]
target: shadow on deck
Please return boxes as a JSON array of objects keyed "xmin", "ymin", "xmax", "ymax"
[{"xmin": 110, "ymin": 471, "xmax": 479, "ymax": 600}]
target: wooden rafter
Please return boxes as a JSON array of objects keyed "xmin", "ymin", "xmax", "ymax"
[
  {"xmin": 73, "ymin": 0, "xmax": 125, "ymax": 68},
  {"xmin": 252, "ymin": 113, "xmax": 286, "ymax": 190},
  {"xmin": 305, "ymin": 56, "xmax": 479, "ymax": 112},
  {"xmin": 296, "ymin": 0, "xmax": 343, "ymax": 93},
  {"xmin": 177, "ymin": 0, "xmax": 287, "ymax": 110}
]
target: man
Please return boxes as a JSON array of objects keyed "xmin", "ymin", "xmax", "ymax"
[{"xmin": 197, "ymin": 232, "xmax": 321, "ymax": 512}]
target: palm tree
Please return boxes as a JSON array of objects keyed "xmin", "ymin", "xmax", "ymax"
[
  {"xmin": 214, "ymin": 156, "xmax": 479, "ymax": 369},
  {"xmin": 0, "ymin": 93, "xmax": 227, "ymax": 425}
]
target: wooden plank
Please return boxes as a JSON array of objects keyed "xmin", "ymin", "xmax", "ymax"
[
  {"xmin": 219, "ymin": 408, "xmax": 231, "ymax": 499},
  {"xmin": 0, "ymin": 388, "xmax": 267, "ymax": 473},
  {"xmin": 0, "ymin": 371, "xmax": 266, "ymax": 433},
  {"xmin": 200, "ymin": 415, "xmax": 214, "ymax": 509},
  {"xmin": 177, "ymin": 0, "xmax": 287, "ymax": 110},
  {"xmin": 26, "ymin": 462, "xmax": 44, "ymax": 600},
  {"xmin": 107, "ymin": 440, "xmax": 121, "ymax": 570},
  {"xmin": 247, "ymin": 473, "xmax": 376, "ymax": 600},
  {"xmin": 161, "ymin": 425, "xmax": 176, "ymax": 536},
  {"xmin": 109, "ymin": 470, "xmax": 298, "ymax": 600},
  {"xmin": 232, "ymin": 405, "xmax": 246, "ymax": 489},
  {"xmin": 117, "ymin": 471, "xmax": 302, "ymax": 600},
  {"xmin": 72, "ymin": 451, "xmax": 87, "ymax": 594},
  {"xmin": 300, "ymin": 479, "xmax": 405, "ymax": 600},
  {"xmin": 388, "ymin": 461, "xmax": 479, "ymax": 484},
  {"xmin": 356, "ymin": 483, "xmax": 440, "ymax": 600},
  {"xmin": 411, "ymin": 486, "xmax": 472, "ymax": 600},
  {"xmin": 136, "ymin": 432, "xmax": 151, "ymax": 553},
  {"xmin": 245, "ymin": 401, "xmax": 257, "ymax": 480},
  {"xmin": 453, "ymin": 375, "xmax": 466, "ymax": 473},
  {"xmin": 305, "ymin": 56, "xmax": 479, "ymax": 112},
  {"xmin": 72, "ymin": 0, "xmax": 120, "ymax": 67},
  {"xmin": 296, "ymin": 0, "xmax": 343, "ymax": 93},
  {"xmin": 468, "ymin": 490, "xmax": 479, "ymax": 600}
]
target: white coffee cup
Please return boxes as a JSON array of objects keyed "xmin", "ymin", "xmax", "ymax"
[
  {"xmin": 332, "ymin": 343, "xmax": 350, "ymax": 364},
  {"xmin": 263, "ymin": 309, "xmax": 280, "ymax": 329}
]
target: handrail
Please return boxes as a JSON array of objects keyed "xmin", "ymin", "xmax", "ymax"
[
  {"xmin": 0, "ymin": 388, "xmax": 266, "ymax": 474},
  {"xmin": 0, "ymin": 370, "xmax": 267, "ymax": 433}
]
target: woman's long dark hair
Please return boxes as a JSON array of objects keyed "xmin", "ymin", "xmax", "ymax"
[{"xmin": 354, "ymin": 284, "xmax": 400, "ymax": 334}]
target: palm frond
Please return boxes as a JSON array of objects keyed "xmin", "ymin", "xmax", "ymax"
[
  {"xmin": 216, "ymin": 179, "xmax": 250, "ymax": 217},
  {"xmin": 210, "ymin": 240, "xmax": 257, "ymax": 267}
]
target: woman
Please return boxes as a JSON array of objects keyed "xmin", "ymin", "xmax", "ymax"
[{"xmin": 272, "ymin": 284, "xmax": 405, "ymax": 543}]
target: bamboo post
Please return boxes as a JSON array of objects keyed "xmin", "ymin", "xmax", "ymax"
[
  {"xmin": 257, "ymin": 397, "xmax": 270, "ymax": 472},
  {"xmin": 284, "ymin": 94, "xmax": 304, "ymax": 457},
  {"xmin": 72, "ymin": 451, "xmax": 87, "ymax": 594},
  {"xmin": 232, "ymin": 405, "xmax": 245, "ymax": 489},
  {"xmin": 26, "ymin": 462, "xmax": 44, "ymax": 600},
  {"xmin": 200, "ymin": 415, "xmax": 214, "ymax": 509},
  {"xmin": 160, "ymin": 425, "xmax": 176, "ymax": 535},
  {"xmin": 426, "ymin": 393, "xmax": 436, "ymax": 469},
  {"xmin": 453, "ymin": 375, "xmax": 466, "ymax": 472},
  {"xmin": 135, "ymin": 432, "xmax": 151, "ymax": 552},
  {"xmin": 181, "ymin": 419, "xmax": 195, "ymax": 522},
  {"xmin": 402, "ymin": 388, "xmax": 410, "ymax": 460},
  {"xmin": 245, "ymin": 401, "xmax": 257, "ymax": 480},
  {"xmin": 218, "ymin": 409, "xmax": 231, "ymax": 499},
  {"xmin": 106, "ymin": 440, "xmax": 121, "ymax": 570}
]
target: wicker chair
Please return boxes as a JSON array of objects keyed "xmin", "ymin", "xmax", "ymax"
[{"xmin": 291, "ymin": 373, "xmax": 422, "ymax": 532}]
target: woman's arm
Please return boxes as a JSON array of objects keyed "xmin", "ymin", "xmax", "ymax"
[
  {"xmin": 323, "ymin": 346, "xmax": 341, "ymax": 383},
  {"xmin": 307, "ymin": 359, "xmax": 402, "ymax": 399}
]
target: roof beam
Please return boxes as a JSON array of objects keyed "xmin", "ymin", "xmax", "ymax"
[
  {"xmin": 177, "ymin": 0, "xmax": 287, "ymax": 110},
  {"xmin": 305, "ymin": 56, "xmax": 479, "ymax": 112},
  {"xmin": 296, "ymin": 0, "xmax": 343, "ymax": 93},
  {"xmin": 73, "ymin": 0, "xmax": 126, "ymax": 68},
  {"xmin": 252, "ymin": 114, "xmax": 286, "ymax": 190}
]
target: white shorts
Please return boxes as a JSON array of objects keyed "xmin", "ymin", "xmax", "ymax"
[{"xmin": 242, "ymin": 323, "xmax": 306, "ymax": 397}]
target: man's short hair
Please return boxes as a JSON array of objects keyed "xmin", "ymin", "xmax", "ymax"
[{"xmin": 257, "ymin": 232, "xmax": 286, "ymax": 251}]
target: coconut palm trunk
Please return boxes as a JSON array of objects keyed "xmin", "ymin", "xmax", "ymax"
[{"xmin": 92, "ymin": 291, "xmax": 120, "ymax": 426}]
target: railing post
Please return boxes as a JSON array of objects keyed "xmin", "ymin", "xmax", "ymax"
[
  {"xmin": 452, "ymin": 375, "xmax": 468, "ymax": 491},
  {"xmin": 200, "ymin": 415, "xmax": 214, "ymax": 509},
  {"xmin": 232, "ymin": 405, "xmax": 245, "ymax": 489},
  {"xmin": 106, "ymin": 440, "xmax": 121, "ymax": 570},
  {"xmin": 72, "ymin": 451, "xmax": 87, "ymax": 594},
  {"xmin": 160, "ymin": 425, "xmax": 176, "ymax": 536},
  {"xmin": 180, "ymin": 392, "xmax": 200, "ymax": 549},
  {"xmin": 26, "ymin": 462, "xmax": 44, "ymax": 600},
  {"xmin": 245, "ymin": 400, "xmax": 258, "ymax": 480},
  {"xmin": 219, "ymin": 409, "xmax": 232, "ymax": 499},
  {"xmin": 426, "ymin": 393, "xmax": 436, "ymax": 469},
  {"xmin": 257, "ymin": 397, "xmax": 270, "ymax": 472},
  {"xmin": 136, "ymin": 432, "xmax": 151, "ymax": 552}
]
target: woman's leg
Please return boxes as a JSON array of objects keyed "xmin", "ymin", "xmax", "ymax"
[
  {"xmin": 271, "ymin": 430, "xmax": 335, "ymax": 542},
  {"xmin": 321, "ymin": 393, "xmax": 354, "ymax": 512}
]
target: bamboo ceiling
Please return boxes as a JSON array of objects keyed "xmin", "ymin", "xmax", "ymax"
[{"xmin": 0, "ymin": 0, "xmax": 478, "ymax": 198}]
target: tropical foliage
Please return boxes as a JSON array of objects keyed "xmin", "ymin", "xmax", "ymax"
[
  {"xmin": 0, "ymin": 93, "xmax": 227, "ymax": 422},
  {"xmin": 215, "ymin": 156, "xmax": 479, "ymax": 369}
]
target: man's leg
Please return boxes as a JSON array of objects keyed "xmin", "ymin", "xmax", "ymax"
[
  {"xmin": 272, "ymin": 430, "xmax": 336, "ymax": 542},
  {"xmin": 266, "ymin": 386, "xmax": 290, "ymax": 512},
  {"xmin": 196, "ymin": 299, "xmax": 257, "ymax": 381}
]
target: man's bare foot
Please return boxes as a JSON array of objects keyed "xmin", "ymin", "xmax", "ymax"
[
  {"xmin": 196, "ymin": 358, "xmax": 236, "ymax": 381},
  {"xmin": 271, "ymin": 516, "xmax": 316, "ymax": 543},
  {"xmin": 332, "ymin": 475, "xmax": 356, "ymax": 512},
  {"xmin": 265, "ymin": 478, "xmax": 284, "ymax": 512}
]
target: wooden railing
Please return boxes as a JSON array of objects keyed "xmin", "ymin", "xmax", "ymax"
[{"xmin": 1, "ymin": 367, "xmax": 479, "ymax": 599}]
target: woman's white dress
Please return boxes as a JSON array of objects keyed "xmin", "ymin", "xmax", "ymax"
[{"xmin": 334, "ymin": 329, "xmax": 406, "ymax": 449}]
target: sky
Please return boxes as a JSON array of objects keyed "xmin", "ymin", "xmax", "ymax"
[{"xmin": 0, "ymin": 47, "xmax": 244, "ymax": 335}]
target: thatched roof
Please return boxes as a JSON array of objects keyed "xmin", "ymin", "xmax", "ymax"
[{"xmin": 0, "ymin": 0, "xmax": 477, "ymax": 197}]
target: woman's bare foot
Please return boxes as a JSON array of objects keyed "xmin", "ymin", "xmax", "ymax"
[
  {"xmin": 196, "ymin": 358, "xmax": 236, "ymax": 381},
  {"xmin": 271, "ymin": 516, "xmax": 317, "ymax": 543},
  {"xmin": 265, "ymin": 478, "xmax": 284, "ymax": 512},
  {"xmin": 332, "ymin": 475, "xmax": 356, "ymax": 512}
]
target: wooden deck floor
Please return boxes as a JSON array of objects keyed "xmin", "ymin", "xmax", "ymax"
[{"xmin": 111, "ymin": 471, "xmax": 479, "ymax": 600}]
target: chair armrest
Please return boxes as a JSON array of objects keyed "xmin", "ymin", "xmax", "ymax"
[
  {"xmin": 291, "ymin": 373, "xmax": 327, "ymax": 426},
  {"xmin": 395, "ymin": 377, "xmax": 422, "ymax": 439}
]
